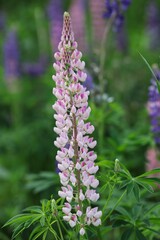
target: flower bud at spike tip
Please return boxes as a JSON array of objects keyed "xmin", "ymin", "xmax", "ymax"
[
  {"xmin": 52, "ymin": 12, "xmax": 101, "ymax": 231},
  {"xmin": 114, "ymin": 158, "xmax": 121, "ymax": 172}
]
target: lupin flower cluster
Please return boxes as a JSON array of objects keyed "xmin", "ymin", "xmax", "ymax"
[
  {"xmin": 52, "ymin": 12, "xmax": 101, "ymax": 235},
  {"xmin": 104, "ymin": 0, "xmax": 131, "ymax": 31},
  {"xmin": 148, "ymin": 65, "xmax": 160, "ymax": 145}
]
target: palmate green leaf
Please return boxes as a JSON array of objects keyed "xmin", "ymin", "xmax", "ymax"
[
  {"xmin": 135, "ymin": 178, "xmax": 158, "ymax": 190},
  {"xmin": 149, "ymin": 218, "xmax": 160, "ymax": 225},
  {"xmin": 136, "ymin": 168, "xmax": 160, "ymax": 178},
  {"xmin": 23, "ymin": 206, "xmax": 43, "ymax": 214},
  {"xmin": 147, "ymin": 177, "xmax": 160, "ymax": 184},
  {"xmin": 32, "ymin": 228, "xmax": 48, "ymax": 240},
  {"xmin": 11, "ymin": 223, "xmax": 26, "ymax": 240},
  {"xmin": 136, "ymin": 228, "xmax": 147, "ymax": 240},
  {"xmin": 119, "ymin": 180, "xmax": 131, "ymax": 190},
  {"xmin": 126, "ymin": 181, "xmax": 134, "ymax": 195},
  {"xmin": 143, "ymin": 204, "xmax": 160, "ymax": 217},
  {"xmin": 133, "ymin": 183, "xmax": 140, "ymax": 202},
  {"xmin": 116, "ymin": 206, "xmax": 132, "ymax": 220},
  {"xmin": 145, "ymin": 227, "xmax": 160, "ymax": 235},
  {"xmin": 29, "ymin": 226, "xmax": 48, "ymax": 240},
  {"xmin": 121, "ymin": 228, "xmax": 133, "ymax": 240},
  {"xmin": 40, "ymin": 216, "xmax": 46, "ymax": 227},
  {"xmin": 4, "ymin": 214, "xmax": 39, "ymax": 227},
  {"xmin": 135, "ymin": 180, "xmax": 154, "ymax": 193},
  {"xmin": 119, "ymin": 162, "xmax": 132, "ymax": 178}
]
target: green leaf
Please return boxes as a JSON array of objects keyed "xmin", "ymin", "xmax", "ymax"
[
  {"xmin": 139, "ymin": 53, "xmax": 160, "ymax": 92},
  {"xmin": 136, "ymin": 229, "xmax": 147, "ymax": 240},
  {"xmin": 11, "ymin": 223, "xmax": 25, "ymax": 240},
  {"xmin": 126, "ymin": 182, "xmax": 134, "ymax": 195},
  {"xmin": 112, "ymin": 220, "xmax": 128, "ymax": 228},
  {"xmin": 116, "ymin": 206, "xmax": 132, "ymax": 220},
  {"xmin": 4, "ymin": 214, "xmax": 36, "ymax": 227},
  {"xmin": 147, "ymin": 177, "xmax": 160, "ymax": 184},
  {"xmin": 143, "ymin": 204, "xmax": 160, "ymax": 217},
  {"xmin": 119, "ymin": 180, "xmax": 131, "ymax": 190},
  {"xmin": 32, "ymin": 228, "xmax": 47, "ymax": 240},
  {"xmin": 23, "ymin": 206, "xmax": 43, "ymax": 214},
  {"xmin": 121, "ymin": 228, "xmax": 133, "ymax": 240},
  {"xmin": 133, "ymin": 184, "xmax": 140, "ymax": 201},
  {"xmin": 119, "ymin": 162, "xmax": 132, "ymax": 178},
  {"xmin": 135, "ymin": 180, "xmax": 154, "ymax": 193},
  {"xmin": 40, "ymin": 216, "xmax": 46, "ymax": 227},
  {"xmin": 136, "ymin": 168, "xmax": 160, "ymax": 178},
  {"xmin": 145, "ymin": 227, "xmax": 160, "ymax": 235},
  {"xmin": 42, "ymin": 231, "xmax": 48, "ymax": 240},
  {"xmin": 29, "ymin": 226, "xmax": 47, "ymax": 240}
]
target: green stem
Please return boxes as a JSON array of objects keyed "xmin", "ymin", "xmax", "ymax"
[
  {"xmin": 102, "ymin": 181, "xmax": 116, "ymax": 213},
  {"xmin": 49, "ymin": 226, "xmax": 59, "ymax": 240},
  {"xmin": 56, "ymin": 219, "xmax": 64, "ymax": 240},
  {"xmin": 103, "ymin": 189, "xmax": 127, "ymax": 222}
]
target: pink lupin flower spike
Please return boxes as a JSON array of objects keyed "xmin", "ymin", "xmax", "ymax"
[{"xmin": 52, "ymin": 12, "xmax": 102, "ymax": 235}]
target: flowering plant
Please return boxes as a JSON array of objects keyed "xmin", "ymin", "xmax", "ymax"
[{"xmin": 4, "ymin": 12, "xmax": 160, "ymax": 240}]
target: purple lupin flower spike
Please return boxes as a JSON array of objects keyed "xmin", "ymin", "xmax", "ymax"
[
  {"xmin": 90, "ymin": 0, "xmax": 106, "ymax": 45},
  {"xmin": 47, "ymin": 0, "xmax": 63, "ymax": 52},
  {"xmin": 70, "ymin": 0, "xmax": 86, "ymax": 52},
  {"xmin": 103, "ymin": 0, "xmax": 131, "ymax": 32},
  {"xmin": 3, "ymin": 30, "xmax": 20, "ymax": 90},
  {"xmin": 148, "ymin": 65, "xmax": 160, "ymax": 145},
  {"xmin": 52, "ymin": 12, "xmax": 102, "ymax": 235},
  {"xmin": 146, "ymin": 1, "xmax": 160, "ymax": 50}
]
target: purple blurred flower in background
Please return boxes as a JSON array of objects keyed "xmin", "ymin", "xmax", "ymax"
[
  {"xmin": 22, "ymin": 55, "xmax": 48, "ymax": 77},
  {"xmin": 89, "ymin": 0, "xmax": 106, "ymax": 45},
  {"xmin": 146, "ymin": 1, "xmax": 160, "ymax": 50},
  {"xmin": 47, "ymin": 0, "xmax": 63, "ymax": 52},
  {"xmin": 83, "ymin": 71, "xmax": 94, "ymax": 91},
  {"xmin": 3, "ymin": 30, "xmax": 20, "ymax": 89},
  {"xmin": 104, "ymin": 0, "xmax": 131, "ymax": 32},
  {"xmin": 70, "ymin": 0, "xmax": 86, "ymax": 52},
  {"xmin": 116, "ymin": 24, "xmax": 128, "ymax": 52},
  {"xmin": 148, "ymin": 65, "xmax": 160, "ymax": 145}
]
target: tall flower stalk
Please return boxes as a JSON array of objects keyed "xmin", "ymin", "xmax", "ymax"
[{"xmin": 52, "ymin": 12, "xmax": 101, "ymax": 235}]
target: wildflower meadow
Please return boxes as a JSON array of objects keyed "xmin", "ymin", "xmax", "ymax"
[{"xmin": 1, "ymin": 0, "xmax": 160, "ymax": 240}]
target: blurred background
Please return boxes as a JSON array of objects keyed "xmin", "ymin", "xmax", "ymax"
[{"xmin": 0, "ymin": 0, "xmax": 160, "ymax": 239}]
